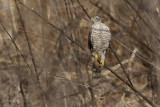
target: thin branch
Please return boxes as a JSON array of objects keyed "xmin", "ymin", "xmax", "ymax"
[
  {"xmin": 113, "ymin": 38, "xmax": 154, "ymax": 67},
  {"xmin": 124, "ymin": 0, "xmax": 160, "ymax": 35},
  {"xmin": 16, "ymin": 1, "xmax": 156, "ymax": 106},
  {"xmin": 110, "ymin": 45, "xmax": 133, "ymax": 86},
  {"xmin": 56, "ymin": 75, "xmax": 129, "ymax": 105},
  {"xmin": 90, "ymin": 1, "xmax": 153, "ymax": 52},
  {"xmin": 17, "ymin": 0, "xmax": 86, "ymax": 52},
  {"xmin": 0, "ymin": 21, "xmax": 33, "ymax": 73},
  {"xmin": 104, "ymin": 63, "xmax": 156, "ymax": 107},
  {"xmin": 76, "ymin": 0, "xmax": 91, "ymax": 19},
  {"xmin": 19, "ymin": 81, "xmax": 27, "ymax": 107},
  {"xmin": 15, "ymin": 0, "xmax": 38, "ymax": 78},
  {"xmin": 110, "ymin": 45, "xmax": 147, "ymax": 107},
  {"xmin": 60, "ymin": 0, "xmax": 91, "ymax": 22}
]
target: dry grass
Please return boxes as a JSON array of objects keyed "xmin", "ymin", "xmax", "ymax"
[{"xmin": 0, "ymin": 0, "xmax": 160, "ymax": 107}]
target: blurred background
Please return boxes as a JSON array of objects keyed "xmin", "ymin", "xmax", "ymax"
[{"xmin": 0, "ymin": 0, "xmax": 160, "ymax": 106}]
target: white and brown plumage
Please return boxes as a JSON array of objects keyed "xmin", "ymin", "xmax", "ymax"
[{"xmin": 88, "ymin": 16, "xmax": 111, "ymax": 70}]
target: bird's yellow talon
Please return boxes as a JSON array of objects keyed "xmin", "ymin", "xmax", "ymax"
[
  {"xmin": 95, "ymin": 54, "xmax": 98, "ymax": 62},
  {"xmin": 99, "ymin": 59, "xmax": 104, "ymax": 66}
]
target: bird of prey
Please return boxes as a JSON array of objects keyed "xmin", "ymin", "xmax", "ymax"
[{"xmin": 88, "ymin": 16, "xmax": 111, "ymax": 72}]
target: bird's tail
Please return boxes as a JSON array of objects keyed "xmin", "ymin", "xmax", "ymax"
[{"xmin": 92, "ymin": 60, "xmax": 101, "ymax": 73}]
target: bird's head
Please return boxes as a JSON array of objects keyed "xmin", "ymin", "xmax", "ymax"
[{"xmin": 91, "ymin": 16, "xmax": 102, "ymax": 23}]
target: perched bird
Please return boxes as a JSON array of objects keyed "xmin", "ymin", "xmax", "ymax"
[{"xmin": 88, "ymin": 16, "xmax": 111, "ymax": 72}]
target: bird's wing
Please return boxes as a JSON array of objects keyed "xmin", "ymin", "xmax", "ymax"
[{"xmin": 88, "ymin": 31, "xmax": 93, "ymax": 51}]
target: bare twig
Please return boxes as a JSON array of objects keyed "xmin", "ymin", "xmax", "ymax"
[
  {"xmin": 17, "ymin": 0, "xmax": 86, "ymax": 52},
  {"xmin": 15, "ymin": 1, "xmax": 156, "ymax": 106},
  {"xmin": 0, "ymin": 21, "xmax": 33, "ymax": 73},
  {"xmin": 15, "ymin": 0, "xmax": 38, "ymax": 78},
  {"xmin": 90, "ymin": 1, "xmax": 153, "ymax": 52},
  {"xmin": 76, "ymin": 0, "xmax": 91, "ymax": 19},
  {"xmin": 110, "ymin": 45, "xmax": 133, "ymax": 86},
  {"xmin": 104, "ymin": 63, "xmax": 156, "ymax": 107},
  {"xmin": 19, "ymin": 81, "xmax": 27, "ymax": 107},
  {"xmin": 124, "ymin": 0, "xmax": 160, "ymax": 35}
]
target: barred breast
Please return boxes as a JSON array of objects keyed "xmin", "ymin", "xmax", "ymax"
[{"xmin": 91, "ymin": 22, "xmax": 111, "ymax": 53}]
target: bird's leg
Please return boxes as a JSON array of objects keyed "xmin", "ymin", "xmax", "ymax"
[
  {"xmin": 99, "ymin": 59, "xmax": 104, "ymax": 66},
  {"xmin": 99, "ymin": 55, "xmax": 104, "ymax": 66},
  {"xmin": 94, "ymin": 53, "xmax": 98, "ymax": 62}
]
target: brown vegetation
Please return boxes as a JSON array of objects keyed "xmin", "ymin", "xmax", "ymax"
[{"xmin": 0, "ymin": 0, "xmax": 160, "ymax": 107}]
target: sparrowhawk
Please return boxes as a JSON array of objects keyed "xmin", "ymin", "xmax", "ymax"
[{"xmin": 88, "ymin": 16, "xmax": 111, "ymax": 71}]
